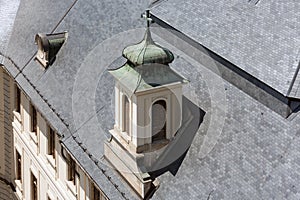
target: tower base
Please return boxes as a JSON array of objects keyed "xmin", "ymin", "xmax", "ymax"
[{"xmin": 104, "ymin": 137, "xmax": 159, "ymax": 199}]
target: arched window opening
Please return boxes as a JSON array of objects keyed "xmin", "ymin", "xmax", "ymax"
[
  {"xmin": 122, "ymin": 95, "xmax": 130, "ymax": 134},
  {"xmin": 152, "ymin": 100, "xmax": 167, "ymax": 142}
]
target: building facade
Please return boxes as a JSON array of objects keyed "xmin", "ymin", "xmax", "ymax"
[
  {"xmin": 2, "ymin": 0, "xmax": 300, "ymax": 200},
  {"xmin": 0, "ymin": 67, "xmax": 107, "ymax": 200}
]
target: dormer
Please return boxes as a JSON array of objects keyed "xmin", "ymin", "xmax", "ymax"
[{"xmin": 34, "ymin": 32, "xmax": 67, "ymax": 68}]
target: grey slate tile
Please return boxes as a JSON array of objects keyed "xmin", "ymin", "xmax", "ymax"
[
  {"xmin": 151, "ymin": 0, "xmax": 300, "ymax": 96},
  {"xmin": 0, "ymin": 0, "xmax": 20, "ymax": 64},
  {"xmin": 6, "ymin": 0, "xmax": 300, "ymax": 199}
]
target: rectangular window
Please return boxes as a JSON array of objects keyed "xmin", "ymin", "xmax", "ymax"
[
  {"xmin": 91, "ymin": 184, "xmax": 107, "ymax": 200},
  {"xmin": 68, "ymin": 157, "xmax": 76, "ymax": 185},
  {"xmin": 122, "ymin": 95, "xmax": 130, "ymax": 134},
  {"xmin": 94, "ymin": 185, "xmax": 100, "ymax": 200},
  {"xmin": 16, "ymin": 151, "xmax": 21, "ymax": 182},
  {"xmin": 31, "ymin": 172, "xmax": 37, "ymax": 200},
  {"xmin": 48, "ymin": 127, "xmax": 55, "ymax": 159},
  {"xmin": 31, "ymin": 105, "xmax": 37, "ymax": 133},
  {"xmin": 15, "ymin": 86, "xmax": 21, "ymax": 113}
]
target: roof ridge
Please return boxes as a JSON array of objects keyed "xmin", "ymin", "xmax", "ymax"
[{"xmin": 287, "ymin": 49, "xmax": 300, "ymax": 97}]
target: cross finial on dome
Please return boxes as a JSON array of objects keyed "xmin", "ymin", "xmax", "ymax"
[{"xmin": 142, "ymin": 9, "xmax": 152, "ymax": 28}]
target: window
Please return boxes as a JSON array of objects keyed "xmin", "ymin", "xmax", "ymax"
[
  {"xmin": 94, "ymin": 185, "xmax": 100, "ymax": 200},
  {"xmin": 68, "ymin": 156, "xmax": 76, "ymax": 185},
  {"xmin": 15, "ymin": 86, "xmax": 21, "ymax": 113},
  {"xmin": 47, "ymin": 194, "xmax": 54, "ymax": 200},
  {"xmin": 16, "ymin": 151, "xmax": 22, "ymax": 182},
  {"xmin": 66, "ymin": 154, "xmax": 79, "ymax": 195},
  {"xmin": 91, "ymin": 184, "xmax": 107, "ymax": 200},
  {"xmin": 48, "ymin": 127, "xmax": 55, "ymax": 159},
  {"xmin": 151, "ymin": 100, "xmax": 167, "ymax": 142},
  {"xmin": 122, "ymin": 95, "xmax": 130, "ymax": 134},
  {"xmin": 31, "ymin": 105, "xmax": 37, "ymax": 133},
  {"xmin": 31, "ymin": 172, "xmax": 38, "ymax": 200}
]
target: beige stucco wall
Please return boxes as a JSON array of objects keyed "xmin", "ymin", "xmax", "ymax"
[
  {"xmin": 0, "ymin": 67, "xmax": 5, "ymax": 176},
  {"xmin": 0, "ymin": 66, "xmax": 17, "ymax": 199}
]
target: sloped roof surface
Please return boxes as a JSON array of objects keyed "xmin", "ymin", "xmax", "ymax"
[
  {"xmin": 2, "ymin": 0, "xmax": 150, "ymax": 199},
  {"xmin": 3, "ymin": 0, "xmax": 300, "ymax": 199},
  {"xmin": 151, "ymin": 0, "xmax": 300, "ymax": 98},
  {"xmin": 0, "ymin": 0, "xmax": 20, "ymax": 63}
]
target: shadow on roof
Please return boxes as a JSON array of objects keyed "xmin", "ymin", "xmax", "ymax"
[{"xmin": 148, "ymin": 95, "xmax": 205, "ymax": 178}]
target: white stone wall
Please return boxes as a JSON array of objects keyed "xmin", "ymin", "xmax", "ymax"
[
  {"xmin": 0, "ymin": 67, "xmax": 107, "ymax": 200},
  {"xmin": 13, "ymin": 92, "xmax": 76, "ymax": 200},
  {"xmin": 114, "ymin": 80, "xmax": 183, "ymax": 149}
]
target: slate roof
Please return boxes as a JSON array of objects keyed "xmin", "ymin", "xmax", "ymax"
[
  {"xmin": 0, "ymin": 0, "xmax": 20, "ymax": 64},
  {"xmin": 3, "ymin": 0, "xmax": 300, "ymax": 200},
  {"xmin": 151, "ymin": 0, "xmax": 300, "ymax": 98},
  {"xmin": 1, "ymin": 0, "xmax": 150, "ymax": 199}
]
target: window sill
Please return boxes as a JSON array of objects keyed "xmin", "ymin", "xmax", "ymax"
[
  {"xmin": 15, "ymin": 179, "xmax": 22, "ymax": 197},
  {"xmin": 13, "ymin": 111, "xmax": 21, "ymax": 122},
  {"xmin": 137, "ymin": 139, "xmax": 170, "ymax": 153},
  {"xmin": 29, "ymin": 131, "xmax": 38, "ymax": 144},
  {"xmin": 120, "ymin": 131, "xmax": 131, "ymax": 143},
  {"xmin": 66, "ymin": 180, "xmax": 77, "ymax": 197},
  {"xmin": 46, "ymin": 154, "xmax": 56, "ymax": 170},
  {"xmin": 47, "ymin": 190, "xmax": 55, "ymax": 200}
]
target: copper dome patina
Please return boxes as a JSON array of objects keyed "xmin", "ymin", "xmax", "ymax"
[
  {"xmin": 109, "ymin": 11, "xmax": 188, "ymax": 94},
  {"xmin": 122, "ymin": 28, "xmax": 174, "ymax": 66}
]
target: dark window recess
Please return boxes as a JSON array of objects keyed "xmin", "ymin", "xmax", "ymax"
[
  {"xmin": 92, "ymin": 184, "xmax": 107, "ymax": 200},
  {"xmin": 48, "ymin": 127, "xmax": 55, "ymax": 158},
  {"xmin": 68, "ymin": 157, "xmax": 76, "ymax": 185},
  {"xmin": 31, "ymin": 173, "xmax": 37, "ymax": 200},
  {"xmin": 152, "ymin": 100, "xmax": 167, "ymax": 142},
  {"xmin": 94, "ymin": 185, "xmax": 100, "ymax": 200},
  {"xmin": 123, "ymin": 95, "xmax": 130, "ymax": 134},
  {"xmin": 31, "ymin": 105, "xmax": 37, "ymax": 133},
  {"xmin": 16, "ymin": 151, "xmax": 21, "ymax": 182},
  {"xmin": 15, "ymin": 86, "xmax": 21, "ymax": 113}
]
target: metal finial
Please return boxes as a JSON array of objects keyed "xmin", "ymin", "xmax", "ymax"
[{"xmin": 142, "ymin": 9, "xmax": 152, "ymax": 27}]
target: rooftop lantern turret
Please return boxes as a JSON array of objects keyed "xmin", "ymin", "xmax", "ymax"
[{"xmin": 105, "ymin": 9, "xmax": 188, "ymax": 199}]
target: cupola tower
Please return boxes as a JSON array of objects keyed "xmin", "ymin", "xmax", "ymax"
[{"xmin": 104, "ymin": 9, "xmax": 188, "ymax": 199}]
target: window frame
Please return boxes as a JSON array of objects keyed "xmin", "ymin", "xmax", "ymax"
[
  {"xmin": 94, "ymin": 185, "xmax": 100, "ymax": 200},
  {"xmin": 90, "ymin": 183, "xmax": 107, "ymax": 200},
  {"xmin": 15, "ymin": 85, "xmax": 21, "ymax": 113},
  {"xmin": 31, "ymin": 105, "xmax": 37, "ymax": 133},
  {"xmin": 48, "ymin": 126, "xmax": 55, "ymax": 159},
  {"xmin": 151, "ymin": 99, "xmax": 167, "ymax": 143},
  {"xmin": 122, "ymin": 94, "xmax": 130, "ymax": 135},
  {"xmin": 31, "ymin": 172, "xmax": 38, "ymax": 200},
  {"xmin": 16, "ymin": 150, "xmax": 22, "ymax": 182},
  {"xmin": 67, "ymin": 156, "xmax": 76, "ymax": 185}
]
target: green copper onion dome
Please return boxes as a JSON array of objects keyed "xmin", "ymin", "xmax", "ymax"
[{"xmin": 122, "ymin": 28, "xmax": 174, "ymax": 66}]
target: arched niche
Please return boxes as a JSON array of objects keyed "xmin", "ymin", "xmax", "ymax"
[{"xmin": 151, "ymin": 99, "xmax": 167, "ymax": 142}]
